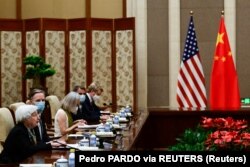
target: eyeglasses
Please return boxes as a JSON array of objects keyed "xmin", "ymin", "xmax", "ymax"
[
  {"xmin": 31, "ymin": 112, "xmax": 39, "ymax": 118},
  {"xmin": 34, "ymin": 99, "xmax": 45, "ymax": 102}
]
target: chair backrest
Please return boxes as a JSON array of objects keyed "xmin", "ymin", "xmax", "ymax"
[
  {"xmin": 9, "ymin": 102, "xmax": 25, "ymax": 113},
  {"xmin": 0, "ymin": 107, "xmax": 15, "ymax": 143},
  {"xmin": 45, "ymin": 95, "xmax": 61, "ymax": 120},
  {"xmin": 9, "ymin": 102, "xmax": 26, "ymax": 124},
  {"xmin": 0, "ymin": 142, "xmax": 3, "ymax": 154}
]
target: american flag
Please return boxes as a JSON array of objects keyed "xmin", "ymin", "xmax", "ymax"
[{"xmin": 176, "ymin": 16, "xmax": 207, "ymax": 109}]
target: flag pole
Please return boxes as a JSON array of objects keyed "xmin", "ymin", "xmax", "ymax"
[
  {"xmin": 209, "ymin": 10, "xmax": 241, "ymax": 110},
  {"xmin": 176, "ymin": 10, "xmax": 207, "ymax": 110},
  {"xmin": 221, "ymin": 10, "xmax": 224, "ymax": 17}
]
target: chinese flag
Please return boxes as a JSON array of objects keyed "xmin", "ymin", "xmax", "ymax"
[{"xmin": 209, "ymin": 16, "xmax": 241, "ymax": 110}]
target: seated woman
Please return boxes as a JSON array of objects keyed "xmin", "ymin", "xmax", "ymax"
[
  {"xmin": 71, "ymin": 85, "xmax": 87, "ymax": 121},
  {"xmin": 0, "ymin": 105, "xmax": 60, "ymax": 164},
  {"xmin": 54, "ymin": 91, "xmax": 86, "ymax": 141}
]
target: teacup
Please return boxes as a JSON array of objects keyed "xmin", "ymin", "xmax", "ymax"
[
  {"xmin": 113, "ymin": 115, "xmax": 119, "ymax": 124},
  {"xmin": 53, "ymin": 156, "xmax": 68, "ymax": 167},
  {"xmin": 96, "ymin": 125, "xmax": 105, "ymax": 132},
  {"xmin": 104, "ymin": 122, "xmax": 111, "ymax": 132},
  {"xmin": 79, "ymin": 138, "xmax": 89, "ymax": 147}
]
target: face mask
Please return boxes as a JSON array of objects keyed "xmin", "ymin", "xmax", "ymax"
[
  {"xmin": 93, "ymin": 95, "xmax": 100, "ymax": 102},
  {"xmin": 80, "ymin": 95, "xmax": 86, "ymax": 103},
  {"xmin": 34, "ymin": 101, "xmax": 45, "ymax": 114},
  {"xmin": 72, "ymin": 106, "xmax": 78, "ymax": 114}
]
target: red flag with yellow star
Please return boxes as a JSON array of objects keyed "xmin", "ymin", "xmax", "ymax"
[{"xmin": 209, "ymin": 16, "xmax": 241, "ymax": 110}]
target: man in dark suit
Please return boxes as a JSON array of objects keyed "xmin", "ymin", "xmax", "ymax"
[
  {"xmin": 81, "ymin": 82, "xmax": 109, "ymax": 123},
  {"xmin": 26, "ymin": 88, "xmax": 50, "ymax": 142}
]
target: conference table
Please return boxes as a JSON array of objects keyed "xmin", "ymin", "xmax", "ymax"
[{"xmin": 9, "ymin": 109, "xmax": 148, "ymax": 166}]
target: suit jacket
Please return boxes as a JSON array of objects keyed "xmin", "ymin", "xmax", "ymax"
[
  {"xmin": 33, "ymin": 112, "xmax": 50, "ymax": 143},
  {"xmin": 0, "ymin": 123, "xmax": 51, "ymax": 164},
  {"xmin": 81, "ymin": 95, "xmax": 101, "ymax": 123}
]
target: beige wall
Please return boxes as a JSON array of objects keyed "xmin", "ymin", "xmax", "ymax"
[
  {"xmin": 22, "ymin": 0, "xmax": 123, "ymax": 19},
  {"xmin": 0, "ymin": 0, "xmax": 16, "ymax": 19},
  {"xmin": 91, "ymin": 0, "xmax": 123, "ymax": 18},
  {"xmin": 147, "ymin": 0, "xmax": 169, "ymax": 107},
  {"xmin": 147, "ymin": 0, "xmax": 250, "ymax": 107},
  {"xmin": 236, "ymin": 0, "xmax": 250, "ymax": 98},
  {"xmin": 0, "ymin": 0, "xmax": 123, "ymax": 19},
  {"xmin": 126, "ymin": 0, "xmax": 148, "ymax": 110},
  {"xmin": 22, "ymin": 0, "xmax": 86, "ymax": 19},
  {"xmin": 147, "ymin": 0, "xmax": 226, "ymax": 107},
  {"xmin": 180, "ymin": 0, "xmax": 224, "ymax": 104}
]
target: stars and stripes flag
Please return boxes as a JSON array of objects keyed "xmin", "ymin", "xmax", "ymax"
[{"xmin": 176, "ymin": 15, "xmax": 207, "ymax": 109}]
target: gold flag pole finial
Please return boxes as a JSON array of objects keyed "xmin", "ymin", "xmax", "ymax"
[
  {"xmin": 221, "ymin": 11, "xmax": 224, "ymax": 17},
  {"xmin": 190, "ymin": 11, "xmax": 194, "ymax": 15}
]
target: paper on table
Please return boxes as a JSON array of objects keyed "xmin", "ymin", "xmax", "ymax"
[
  {"xmin": 66, "ymin": 143, "xmax": 80, "ymax": 150},
  {"xmin": 100, "ymin": 110, "xmax": 110, "ymax": 114},
  {"xmin": 20, "ymin": 164, "xmax": 52, "ymax": 167},
  {"xmin": 126, "ymin": 113, "xmax": 132, "ymax": 117},
  {"xmin": 96, "ymin": 131, "xmax": 115, "ymax": 137},
  {"xmin": 68, "ymin": 134, "xmax": 83, "ymax": 138},
  {"xmin": 67, "ymin": 144, "xmax": 100, "ymax": 151},
  {"xmin": 79, "ymin": 146, "xmax": 100, "ymax": 151},
  {"xmin": 112, "ymin": 124, "xmax": 122, "ymax": 129},
  {"xmin": 119, "ymin": 117, "xmax": 129, "ymax": 122},
  {"xmin": 78, "ymin": 124, "xmax": 101, "ymax": 129}
]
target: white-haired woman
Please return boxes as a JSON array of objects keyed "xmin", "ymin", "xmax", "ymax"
[
  {"xmin": 0, "ymin": 104, "xmax": 60, "ymax": 164},
  {"xmin": 54, "ymin": 92, "xmax": 86, "ymax": 141}
]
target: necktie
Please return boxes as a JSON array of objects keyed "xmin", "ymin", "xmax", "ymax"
[
  {"xmin": 38, "ymin": 121, "xmax": 43, "ymax": 141},
  {"xmin": 90, "ymin": 97, "xmax": 94, "ymax": 107}
]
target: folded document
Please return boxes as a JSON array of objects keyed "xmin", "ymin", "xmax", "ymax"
[
  {"xmin": 96, "ymin": 131, "xmax": 115, "ymax": 137},
  {"xmin": 20, "ymin": 164, "xmax": 52, "ymax": 167},
  {"xmin": 67, "ymin": 144, "xmax": 100, "ymax": 151},
  {"xmin": 78, "ymin": 124, "xmax": 101, "ymax": 129}
]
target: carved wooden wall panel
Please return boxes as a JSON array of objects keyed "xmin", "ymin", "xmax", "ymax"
[
  {"xmin": 0, "ymin": 31, "xmax": 22, "ymax": 106},
  {"xmin": 25, "ymin": 31, "xmax": 40, "ymax": 98},
  {"xmin": 0, "ymin": 18, "xmax": 135, "ymax": 110},
  {"xmin": 116, "ymin": 30, "xmax": 134, "ymax": 107},
  {"xmin": 69, "ymin": 30, "xmax": 87, "ymax": 90},
  {"xmin": 0, "ymin": 20, "xmax": 23, "ymax": 107},
  {"xmin": 45, "ymin": 31, "xmax": 66, "ymax": 100},
  {"xmin": 114, "ymin": 18, "xmax": 136, "ymax": 110},
  {"xmin": 92, "ymin": 30, "xmax": 112, "ymax": 106}
]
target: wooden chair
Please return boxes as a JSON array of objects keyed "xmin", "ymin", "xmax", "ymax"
[
  {"xmin": 0, "ymin": 142, "xmax": 3, "ymax": 154},
  {"xmin": 0, "ymin": 107, "xmax": 15, "ymax": 147},
  {"xmin": 45, "ymin": 95, "xmax": 61, "ymax": 137},
  {"xmin": 9, "ymin": 102, "xmax": 26, "ymax": 112},
  {"xmin": 45, "ymin": 95, "xmax": 61, "ymax": 123},
  {"xmin": 8, "ymin": 102, "xmax": 25, "ymax": 124}
]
